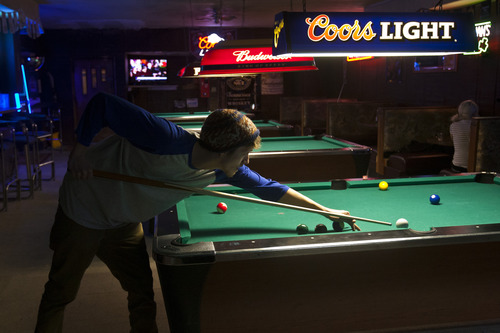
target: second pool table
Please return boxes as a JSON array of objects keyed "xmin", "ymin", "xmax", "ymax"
[
  {"xmin": 154, "ymin": 111, "xmax": 254, "ymax": 123},
  {"xmin": 176, "ymin": 119, "xmax": 295, "ymax": 137},
  {"xmin": 154, "ymin": 173, "xmax": 500, "ymax": 333},
  {"xmin": 248, "ymin": 135, "xmax": 372, "ymax": 182}
]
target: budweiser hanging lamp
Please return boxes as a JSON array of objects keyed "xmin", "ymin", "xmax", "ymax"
[{"xmin": 199, "ymin": 39, "xmax": 317, "ymax": 77}]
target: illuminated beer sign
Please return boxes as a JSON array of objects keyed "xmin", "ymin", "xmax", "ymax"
[
  {"xmin": 190, "ymin": 31, "xmax": 234, "ymax": 58},
  {"xmin": 199, "ymin": 40, "xmax": 317, "ymax": 76},
  {"xmin": 273, "ymin": 12, "xmax": 476, "ymax": 57},
  {"xmin": 198, "ymin": 33, "xmax": 225, "ymax": 57},
  {"xmin": 464, "ymin": 21, "xmax": 491, "ymax": 55}
]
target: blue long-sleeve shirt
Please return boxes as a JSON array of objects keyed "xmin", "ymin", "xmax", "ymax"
[{"xmin": 60, "ymin": 93, "xmax": 289, "ymax": 229}]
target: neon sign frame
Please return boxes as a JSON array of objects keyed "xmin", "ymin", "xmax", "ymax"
[
  {"xmin": 273, "ymin": 12, "xmax": 476, "ymax": 57},
  {"xmin": 463, "ymin": 21, "xmax": 491, "ymax": 55},
  {"xmin": 197, "ymin": 33, "xmax": 225, "ymax": 57}
]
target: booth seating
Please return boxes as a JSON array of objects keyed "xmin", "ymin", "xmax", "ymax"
[
  {"xmin": 385, "ymin": 152, "xmax": 452, "ymax": 178},
  {"xmin": 327, "ymin": 101, "xmax": 397, "ymax": 147},
  {"xmin": 279, "ymin": 96, "xmax": 303, "ymax": 135},
  {"xmin": 301, "ymin": 98, "xmax": 340, "ymax": 135},
  {"xmin": 301, "ymin": 98, "xmax": 362, "ymax": 136},
  {"xmin": 280, "ymin": 97, "xmax": 375, "ymax": 136},
  {"xmin": 468, "ymin": 116, "xmax": 500, "ymax": 173},
  {"xmin": 376, "ymin": 106, "xmax": 457, "ymax": 177},
  {"xmin": 280, "ymin": 98, "xmax": 396, "ymax": 145}
]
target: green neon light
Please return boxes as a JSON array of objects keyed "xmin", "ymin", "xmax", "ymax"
[{"xmin": 464, "ymin": 21, "xmax": 491, "ymax": 55}]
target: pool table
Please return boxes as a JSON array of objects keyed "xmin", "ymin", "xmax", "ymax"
[
  {"xmin": 153, "ymin": 173, "xmax": 500, "ymax": 333},
  {"xmin": 247, "ymin": 135, "xmax": 372, "ymax": 182},
  {"xmin": 176, "ymin": 120, "xmax": 295, "ymax": 137},
  {"xmin": 153, "ymin": 111, "xmax": 254, "ymax": 123}
]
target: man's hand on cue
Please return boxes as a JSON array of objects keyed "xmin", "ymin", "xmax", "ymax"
[{"xmin": 327, "ymin": 209, "xmax": 361, "ymax": 231}]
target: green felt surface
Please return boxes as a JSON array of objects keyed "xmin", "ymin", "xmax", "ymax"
[
  {"xmin": 176, "ymin": 175, "xmax": 500, "ymax": 244},
  {"xmin": 154, "ymin": 112, "xmax": 212, "ymax": 118},
  {"xmin": 154, "ymin": 111, "xmax": 252, "ymax": 119},
  {"xmin": 253, "ymin": 136, "xmax": 354, "ymax": 152},
  {"xmin": 176, "ymin": 120, "xmax": 284, "ymax": 131}
]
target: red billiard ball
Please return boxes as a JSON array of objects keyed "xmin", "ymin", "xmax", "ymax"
[{"xmin": 216, "ymin": 202, "xmax": 228, "ymax": 214}]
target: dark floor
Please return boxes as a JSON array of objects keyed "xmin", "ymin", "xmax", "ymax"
[
  {"xmin": 0, "ymin": 149, "xmax": 170, "ymax": 333},
  {"xmin": 1, "ymin": 149, "xmax": 499, "ymax": 333}
]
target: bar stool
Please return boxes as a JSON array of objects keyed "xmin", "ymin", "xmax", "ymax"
[
  {"xmin": 48, "ymin": 107, "xmax": 63, "ymax": 151},
  {"xmin": 0, "ymin": 127, "xmax": 22, "ymax": 211},
  {"xmin": 32, "ymin": 120, "xmax": 56, "ymax": 186},
  {"xmin": 9, "ymin": 114, "xmax": 56, "ymax": 187},
  {"xmin": 12, "ymin": 124, "xmax": 38, "ymax": 197}
]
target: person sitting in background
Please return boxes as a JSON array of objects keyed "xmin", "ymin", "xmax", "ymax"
[{"xmin": 449, "ymin": 100, "xmax": 479, "ymax": 173}]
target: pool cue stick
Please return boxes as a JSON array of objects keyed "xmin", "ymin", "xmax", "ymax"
[{"xmin": 93, "ymin": 170, "xmax": 392, "ymax": 226}]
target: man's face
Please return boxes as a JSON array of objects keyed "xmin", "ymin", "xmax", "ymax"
[{"xmin": 219, "ymin": 145, "xmax": 253, "ymax": 177}]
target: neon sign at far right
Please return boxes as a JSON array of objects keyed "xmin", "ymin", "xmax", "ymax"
[{"xmin": 464, "ymin": 21, "xmax": 491, "ymax": 55}]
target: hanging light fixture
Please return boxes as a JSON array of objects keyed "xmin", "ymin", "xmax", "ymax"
[
  {"xmin": 0, "ymin": 4, "xmax": 43, "ymax": 38},
  {"xmin": 198, "ymin": 39, "xmax": 317, "ymax": 77},
  {"xmin": 177, "ymin": 61, "xmax": 201, "ymax": 78},
  {"xmin": 273, "ymin": 11, "xmax": 476, "ymax": 57}
]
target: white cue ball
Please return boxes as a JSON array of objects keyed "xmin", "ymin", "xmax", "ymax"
[{"xmin": 396, "ymin": 218, "xmax": 409, "ymax": 228}]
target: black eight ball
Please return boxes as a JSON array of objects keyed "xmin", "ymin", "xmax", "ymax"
[{"xmin": 314, "ymin": 223, "xmax": 328, "ymax": 233}]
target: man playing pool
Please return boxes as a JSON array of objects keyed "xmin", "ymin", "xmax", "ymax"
[{"xmin": 35, "ymin": 93, "xmax": 358, "ymax": 333}]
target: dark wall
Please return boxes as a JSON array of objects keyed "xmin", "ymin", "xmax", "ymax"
[
  {"xmin": 24, "ymin": 27, "xmax": 273, "ymax": 144},
  {"xmin": 20, "ymin": 22, "xmax": 500, "ymax": 145},
  {"xmin": 282, "ymin": 54, "xmax": 500, "ymax": 117},
  {"xmin": 0, "ymin": 33, "xmax": 22, "ymax": 103},
  {"xmin": 339, "ymin": 54, "xmax": 500, "ymax": 115}
]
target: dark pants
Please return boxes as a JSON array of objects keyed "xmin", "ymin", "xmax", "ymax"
[
  {"xmin": 35, "ymin": 206, "xmax": 158, "ymax": 333},
  {"xmin": 451, "ymin": 164, "xmax": 468, "ymax": 173}
]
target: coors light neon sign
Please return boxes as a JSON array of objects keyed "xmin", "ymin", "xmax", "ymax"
[{"xmin": 273, "ymin": 12, "xmax": 476, "ymax": 57}]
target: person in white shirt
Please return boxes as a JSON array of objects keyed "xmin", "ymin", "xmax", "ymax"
[{"xmin": 449, "ymin": 100, "xmax": 479, "ymax": 172}]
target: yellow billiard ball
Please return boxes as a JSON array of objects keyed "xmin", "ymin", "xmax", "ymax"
[{"xmin": 379, "ymin": 181, "xmax": 389, "ymax": 191}]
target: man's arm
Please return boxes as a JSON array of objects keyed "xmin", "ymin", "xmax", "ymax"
[
  {"xmin": 76, "ymin": 93, "xmax": 186, "ymax": 154},
  {"xmin": 220, "ymin": 167, "xmax": 359, "ymax": 230},
  {"xmin": 69, "ymin": 93, "xmax": 193, "ymax": 179},
  {"xmin": 278, "ymin": 188, "xmax": 360, "ymax": 231}
]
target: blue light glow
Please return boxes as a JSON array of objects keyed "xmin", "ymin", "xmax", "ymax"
[{"xmin": 20, "ymin": 64, "xmax": 32, "ymax": 114}]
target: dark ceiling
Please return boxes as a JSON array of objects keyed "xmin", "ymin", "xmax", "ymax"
[{"xmin": 34, "ymin": 0, "xmax": 440, "ymax": 30}]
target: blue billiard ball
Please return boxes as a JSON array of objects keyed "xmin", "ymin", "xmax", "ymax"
[{"xmin": 430, "ymin": 194, "xmax": 440, "ymax": 205}]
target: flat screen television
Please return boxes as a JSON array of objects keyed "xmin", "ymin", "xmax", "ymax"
[{"xmin": 128, "ymin": 56, "xmax": 168, "ymax": 86}]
